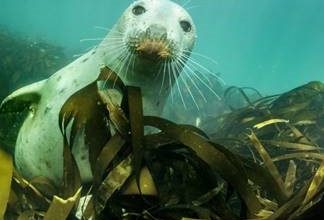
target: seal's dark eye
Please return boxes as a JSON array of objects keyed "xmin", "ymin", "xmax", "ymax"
[
  {"xmin": 180, "ymin": 20, "xmax": 192, "ymax": 33},
  {"xmin": 132, "ymin": 5, "xmax": 146, "ymax": 15}
]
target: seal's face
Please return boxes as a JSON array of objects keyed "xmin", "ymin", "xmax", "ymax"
[
  {"xmin": 122, "ymin": 0, "xmax": 196, "ymax": 62},
  {"xmin": 105, "ymin": 0, "xmax": 196, "ymax": 75},
  {"xmin": 98, "ymin": 0, "xmax": 198, "ymax": 114}
]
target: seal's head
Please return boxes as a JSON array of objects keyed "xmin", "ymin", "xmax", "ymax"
[
  {"xmin": 98, "ymin": 0, "xmax": 197, "ymax": 115},
  {"xmin": 123, "ymin": 0, "xmax": 196, "ymax": 62},
  {"xmin": 100, "ymin": 0, "xmax": 196, "ymax": 81}
]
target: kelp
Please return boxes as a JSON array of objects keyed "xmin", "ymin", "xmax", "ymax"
[
  {"xmin": 0, "ymin": 148, "xmax": 13, "ymax": 219},
  {"xmin": 1, "ymin": 67, "xmax": 324, "ymax": 219}
]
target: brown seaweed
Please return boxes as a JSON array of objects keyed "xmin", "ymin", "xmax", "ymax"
[{"xmin": 1, "ymin": 67, "xmax": 324, "ymax": 220}]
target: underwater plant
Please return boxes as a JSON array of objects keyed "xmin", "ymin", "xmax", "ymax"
[{"xmin": 0, "ymin": 67, "xmax": 324, "ymax": 220}]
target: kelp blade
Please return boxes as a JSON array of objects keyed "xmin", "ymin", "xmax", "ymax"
[{"xmin": 0, "ymin": 148, "xmax": 13, "ymax": 219}]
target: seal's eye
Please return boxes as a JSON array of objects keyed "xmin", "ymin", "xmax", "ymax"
[
  {"xmin": 180, "ymin": 20, "xmax": 192, "ymax": 33},
  {"xmin": 132, "ymin": 5, "xmax": 146, "ymax": 15}
]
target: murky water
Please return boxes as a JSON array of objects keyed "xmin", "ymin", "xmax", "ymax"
[{"xmin": 1, "ymin": 0, "xmax": 323, "ymax": 94}]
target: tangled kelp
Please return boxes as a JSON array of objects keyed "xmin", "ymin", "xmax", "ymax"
[
  {"xmin": 0, "ymin": 27, "xmax": 68, "ymax": 101},
  {"xmin": 1, "ymin": 67, "xmax": 324, "ymax": 219}
]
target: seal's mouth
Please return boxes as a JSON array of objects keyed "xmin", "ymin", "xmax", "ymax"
[
  {"xmin": 135, "ymin": 39, "xmax": 172, "ymax": 61},
  {"xmin": 127, "ymin": 34, "xmax": 174, "ymax": 62}
]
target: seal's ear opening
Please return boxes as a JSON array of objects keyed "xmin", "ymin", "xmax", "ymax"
[{"xmin": 0, "ymin": 80, "xmax": 45, "ymax": 153}]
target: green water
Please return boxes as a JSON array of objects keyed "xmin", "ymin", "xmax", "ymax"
[{"xmin": 0, "ymin": 0, "xmax": 323, "ymax": 95}]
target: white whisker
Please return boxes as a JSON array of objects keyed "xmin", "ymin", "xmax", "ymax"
[
  {"xmin": 167, "ymin": 61, "xmax": 174, "ymax": 103},
  {"xmin": 186, "ymin": 5, "xmax": 201, "ymax": 11},
  {"xmin": 184, "ymin": 50, "xmax": 219, "ymax": 67},
  {"xmin": 176, "ymin": 55, "xmax": 208, "ymax": 103},
  {"xmin": 174, "ymin": 58, "xmax": 200, "ymax": 109},
  {"xmin": 120, "ymin": 50, "xmax": 133, "ymax": 80},
  {"xmin": 159, "ymin": 60, "xmax": 167, "ymax": 95},
  {"xmin": 72, "ymin": 45, "xmax": 97, "ymax": 58},
  {"xmin": 182, "ymin": 0, "xmax": 191, "ymax": 8},
  {"xmin": 171, "ymin": 58, "xmax": 187, "ymax": 109},
  {"xmin": 93, "ymin": 26, "xmax": 110, "ymax": 31},
  {"xmin": 178, "ymin": 55, "xmax": 221, "ymax": 100},
  {"xmin": 80, "ymin": 38, "xmax": 104, "ymax": 42},
  {"xmin": 181, "ymin": 52, "xmax": 226, "ymax": 85}
]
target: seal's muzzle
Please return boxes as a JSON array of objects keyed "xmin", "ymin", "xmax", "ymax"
[{"xmin": 129, "ymin": 24, "xmax": 173, "ymax": 61}]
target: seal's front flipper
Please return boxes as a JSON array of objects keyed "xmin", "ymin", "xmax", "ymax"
[
  {"xmin": 0, "ymin": 79, "xmax": 46, "ymax": 113},
  {"xmin": 0, "ymin": 80, "xmax": 46, "ymax": 153}
]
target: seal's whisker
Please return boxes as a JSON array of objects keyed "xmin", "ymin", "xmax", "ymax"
[
  {"xmin": 171, "ymin": 58, "xmax": 187, "ymax": 109},
  {"xmin": 102, "ymin": 36, "xmax": 124, "ymax": 40},
  {"xmin": 98, "ymin": 41, "xmax": 126, "ymax": 54},
  {"xmin": 98, "ymin": 38, "xmax": 124, "ymax": 47},
  {"xmin": 159, "ymin": 60, "xmax": 167, "ymax": 95},
  {"xmin": 79, "ymin": 38, "xmax": 105, "ymax": 42},
  {"xmin": 176, "ymin": 55, "xmax": 208, "ymax": 103},
  {"xmin": 183, "ymin": 49, "xmax": 220, "ymax": 68},
  {"xmin": 101, "ymin": 44, "xmax": 128, "ymax": 86},
  {"xmin": 130, "ymin": 52, "xmax": 137, "ymax": 77},
  {"xmin": 111, "ymin": 48, "xmax": 129, "ymax": 88},
  {"xmin": 110, "ymin": 46, "xmax": 129, "ymax": 72},
  {"xmin": 72, "ymin": 45, "xmax": 97, "ymax": 58},
  {"xmin": 181, "ymin": 52, "xmax": 226, "ymax": 85},
  {"xmin": 153, "ymin": 60, "xmax": 164, "ymax": 82},
  {"xmin": 93, "ymin": 26, "xmax": 110, "ymax": 31},
  {"xmin": 186, "ymin": 5, "xmax": 201, "ymax": 11},
  {"xmin": 178, "ymin": 55, "xmax": 221, "ymax": 100},
  {"xmin": 113, "ymin": 51, "xmax": 129, "ymax": 88},
  {"xmin": 179, "ymin": 54, "xmax": 214, "ymax": 86},
  {"xmin": 120, "ymin": 49, "xmax": 133, "ymax": 80},
  {"xmin": 182, "ymin": 0, "xmax": 192, "ymax": 8},
  {"xmin": 173, "ymin": 58, "xmax": 199, "ymax": 110},
  {"xmin": 99, "ymin": 45, "xmax": 126, "ymax": 60},
  {"xmin": 167, "ymin": 61, "xmax": 174, "ymax": 103},
  {"xmin": 99, "ymin": 37, "xmax": 125, "ymax": 46},
  {"xmin": 124, "ymin": 51, "xmax": 135, "ymax": 81},
  {"xmin": 105, "ymin": 27, "xmax": 125, "ymax": 35},
  {"xmin": 97, "ymin": 39, "xmax": 123, "ymax": 47}
]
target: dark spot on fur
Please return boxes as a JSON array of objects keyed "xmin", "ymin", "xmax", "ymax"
[
  {"xmin": 59, "ymin": 88, "xmax": 66, "ymax": 94},
  {"xmin": 81, "ymin": 155, "xmax": 86, "ymax": 160},
  {"xmin": 45, "ymin": 161, "xmax": 51, "ymax": 169},
  {"xmin": 57, "ymin": 76, "xmax": 62, "ymax": 82},
  {"xmin": 82, "ymin": 58, "xmax": 89, "ymax": 63},
  {"xmin": 92, "ymin": 50, "xmax": 96, "ymax": 55},
  {"xmin": 44, "ymin": 106, "xmax": 51, "ymax": 115}
]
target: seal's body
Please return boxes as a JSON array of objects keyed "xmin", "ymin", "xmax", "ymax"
[{"xmin": 1, "ymin": 0, "xmax": 196, "ymax": 184}]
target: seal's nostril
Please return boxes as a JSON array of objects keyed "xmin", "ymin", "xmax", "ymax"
[{"xmin": 146, "ymin": 24, "xmax": 167, "ymax": 38}]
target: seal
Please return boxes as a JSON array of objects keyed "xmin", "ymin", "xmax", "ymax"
[{"xmin": 0, "ymin": 0, "xmax": 197, "ymax": 184}]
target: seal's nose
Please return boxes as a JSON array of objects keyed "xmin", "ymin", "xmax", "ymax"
[{"xmin": 146, "ymin": 24, "xmax": 168, "ymax": 39}]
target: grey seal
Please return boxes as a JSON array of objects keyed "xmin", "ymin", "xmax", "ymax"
[{"xmin": 0, "ymin": 0, "xmax": 197, "ymax": 185}]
